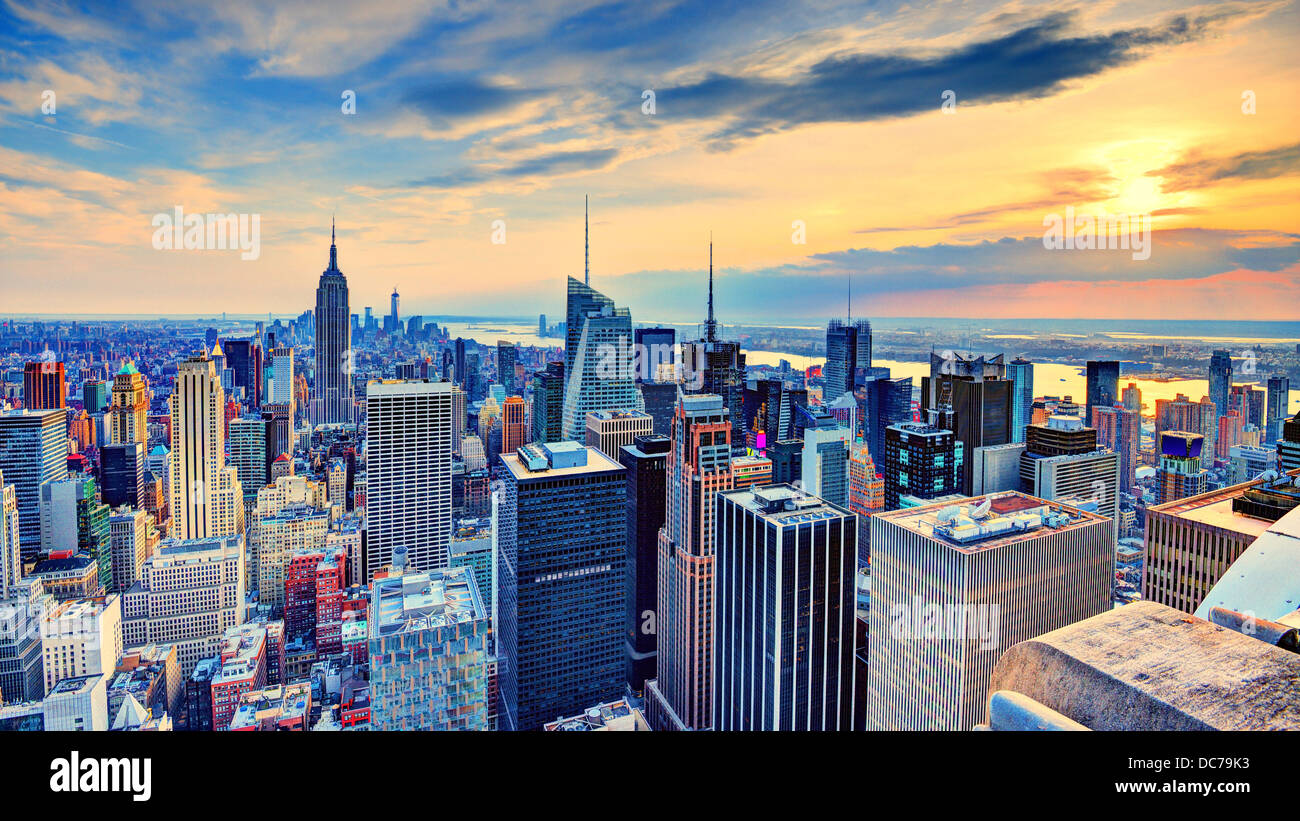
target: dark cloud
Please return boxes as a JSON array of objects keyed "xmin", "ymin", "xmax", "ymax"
[
  {"xmin": 1148, "ymin": 141, "xmax": 1300, "ymax": 192},
  {"xmin": 404, "ymin": 148, "xmax": 619, "ymax": 189},
  {"xmin": 651, "ymin": 9, "xmax": 1242, "ymax": 147},
  {"xmin": 401, "ymin": 79, "xmax": 539, "ymax": 128}
]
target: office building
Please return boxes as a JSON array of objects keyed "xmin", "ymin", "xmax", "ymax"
[
  {"xmin": 618, "ymin": 434, "xmax": 668, "ymax": 693},
  {"xmin": 109, "ymin": 361, "xmax": 148, "ymax": 444},
  {"xmin": 1019, "ymin": 415, "xmax": 1119, "ymax": 528},
  {"xmin": 366, "ymin": 380, "xmax": 453, "ymax": 580},
  {"xmin": 83, "ymin": 379, "xmax": 108, "ymax": 414},
  {"xmin": 498, "ymin": 442, "xmax": 626, "ymax": 731},
  {"xmin": 1091, "ymin": 404, "xmax": 1140, "ymax": 495},
  {"xmin": 211, "ymin": 622, "xmax": 268, "ymax": 730},
  {"xmin": 646, "ymin": 393, "xmax": 732, "ymax": 731},
  {"xmin": 731, "ymin": 454, "xmax": 773, "ymax": 489},
  {"xmin": 23, "ymin": 359, "xmax": 65, "ymax": 409},
  {"xmin": 313, "ymin": 221, "xmax": 354, "ymax": 425},
  {"xmin": 1265, "ymin": 375, "xmax": 1290, "ymax": 442},
  {"xmin": 585, "ymin": 409, "xmax": 653, "ymax": 462},
  {"xmin": 107, "ymin": 507, "xmax": 148, "ymax": 593},
  {"xmin": 562, "ymin": 278, "xmax": 638, "ymax": 442},
  {"xmin": 169, "ymin": 355, "xmax": 243, "ymax": 541},
  {"xmin": 1279, "ymin": 411, "xmax": 1300, "ymax": 472},
  {"xmin": 1208, "ymin": 349, "xmax": 1232, "ymax": 420},
  {"xmin": 714, "ymin": 485, "xmax": 857, "ymax": 730},
  {"xmin": 824, "ymin": 318, "xmax": 872, "ymax": 404},
  {"xmin": 634, "ymin": 327, "xmax": 677, "ymax": 383},
  {"xmin": 970, "ymin": 442, "xmax": 1026, "ymax": 496},
  {"xmin": 0, "ymin": 408, "xmax": 69, "ymax": 555},
  {"xmin": 883, "ymin": 423, "xmax": 962, "ymax": 510},
  {"xmin": 801, "ymin": 412, "xmax": 851, "ymax": 507},
  {"xmin": 1155, "ymin": 431, "xmax": 1208, "ymax": 505},
  {"xmin": 1084, "ymin": 361, "xmax": 1119, "ymax": 424},
  {"xmin": 867, "ymin": 492, "xmax": 1112, "ymax": 730},
  {"xmin": 1143, "ymin": 470, "xmax": 1300, "ymax": 613},
  {"xmin": 530, "ymin": 362, "xmax": 564, "ymax": 444},
  {"xmin": 120, "ymin": 534, "xmax": 246, "ymax": 677},
  {"xmin": 41, "ymin": 594, "xmax": 122, "ymax": 694},
  {"xmin": 501, "ymin": 395, "xmax": 528, "ymax": 456},
  {"xmin": 369, "ymin": 565, "xmax": 490, "ymax": 731},
  {"xmin": 1007, "ymin": 357, "xmax": 1034, "ymax": 443},
  {"xmin": 496, "ymin": 341, "xmax": 518, "ymax": 395},
  {"xmin": 43, "ymin": 673, "xmax": 109, "ymax": 731},
  {"xmin": 100, "ymin": 441, "xmax": 144, "ymax": 509},
  {"xmin": 1229, "ymin": 444, "xmax": 1277, "ymax": 484}
]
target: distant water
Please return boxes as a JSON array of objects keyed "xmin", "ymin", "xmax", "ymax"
[{"xmin": 743, "ymin": 353, "xmax": 1300, "ymax": 417}]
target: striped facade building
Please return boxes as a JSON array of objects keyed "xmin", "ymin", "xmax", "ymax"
[
  {"xmin": 867, "ymin": 492, "xmax": 1112, "ymax": 731},
  {"xmin": 714, "ymin": 485, "xmax": 857, "ymax": 730}
]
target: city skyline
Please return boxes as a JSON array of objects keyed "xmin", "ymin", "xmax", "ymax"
[{"xmin": 2, "ymin": 1, "xmax": 1298, "ymax": 321}]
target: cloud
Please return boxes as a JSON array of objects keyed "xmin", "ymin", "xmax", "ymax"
[
  {"xmin": 652, "ymin": 9, "xmax": 1247, "ymax": 147},
  {"xmin": 1148, "ymin": 141, "xmax": 1300, "ymax": 192},
  {"xmin": 404, "ymin": 147, "xmax": 620, "ymax": 189}
]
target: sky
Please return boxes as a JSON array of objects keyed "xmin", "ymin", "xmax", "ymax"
[{"xmin": 1, "ymin": 0, "xmax": 1298, "ymax": 323}]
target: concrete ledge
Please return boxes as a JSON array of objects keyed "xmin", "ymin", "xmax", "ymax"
[{"xmin": 987, "ymin": 600, "xmax": 1300, "ymax": 731}]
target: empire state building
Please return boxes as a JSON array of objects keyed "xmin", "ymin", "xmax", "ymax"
[{"xmin": 313, "ymin": 220, "xmax": 353, "ymax": 424}]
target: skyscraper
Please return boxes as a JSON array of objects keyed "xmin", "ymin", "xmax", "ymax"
[
  {"xmin": 496, "ymin": 341, "xmax": 517, "ymax": 396},
  {"xmin": 368, "ymin": 565, "xmax": 489, "ymax": 731},
  {"xmin": 867, "ymin": 492, "xmax": 1112, "ymax": 730},
  {"xmin": 1084, "ymin": 360, "xmax": 1119, "ymax": 424},
  {"xmin": 314, "ymin": 221, "xmax": 353, "ymax": 425},
  {"xmin": 23, "ymin": 359, "xmax": 65, "ymax": 409},
  {"xmin": 618, "ymin": 434, "xmax": 669, "ymax": 694},
  {"xmin": 169, "ymin": 355, "xmax": 243, "ymax": 541},
  {"xmin": 646, "ymin": 392, "xmax": 732, "ymax": 731},
  {"xmin": 714, "ymin": 485, "xmax": 857, "ymax": 730},
  {"xmin": 1208, "ymin": 349, "xmax": 1232, "ymax": 420},
  {"xmin": 1265, "ymin": 375, "xmax": 1290, "ymax": 442},
  {"xmin": 0, "ymin": 409, "xmax": 70, "ymax": 555},
  {"xmin": 801, "ymin": 410, "xmax": 851, "ymax": 507},
  {"xmin": 883, "ymin": 423, "xmax": 962, "ymax": 510},
  {"xmin": 561, "ymin": 277, "xmax": 637, "ymax": 442},
  {"xmin": 100, "ymin": 441, "xmax": 145, "ymax": 509},
  {"xmin": 498, "ymin": 441, "xmax": 626, "ymax": 730},
  {"xmin": 1091, "ymin": 404, "xmax": 1140, "ymax": 495},
  {"xmin": 920, "ymin": 352, "xmax": 1012, "ymax": 494},
  {"xmin": 1155, "ymin": 431, "xmax": 1208, "ymax": 505},
  {"xmin": 365, "ymin": 380, "xmax": 453, "ymax": 580},
  {"xmin": 501, "ymin": 395, "xmax": 528, "ymax": 455},
  {"xmin": 109, "ymin": 360, "xmax": 149, "ymax": 445},
  {"xmin": 1007, "ymin": 357, "xmax": 1034, "ymax": 443},
  {"xmin": 531, "ymin": 361, "xmax": 564, "ymax": 444},
  {"xmin": 824, "ymin": 317, "xmax": 872, "ymax": 404}
]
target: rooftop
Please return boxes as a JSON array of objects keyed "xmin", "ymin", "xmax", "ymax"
[
  {"xmin": 873, "ymin": 491, "xmax": 1109, "ymax": 553},
  {"xmin": 371, "ymin": 566, "xmax": 485, "ymax": 637},
  {"xmin": 543, "ymin": 698, "xmax": 649, "ymax": 731},
  {"xmin": 500, "ymin": 442, "xmax": 622, "ymax": 479},
  {"xmin": 721, "ymin": 483, "xmax": 850, "ymax": 524}
]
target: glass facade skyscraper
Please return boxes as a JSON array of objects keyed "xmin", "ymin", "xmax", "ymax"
[
  {"xmin": 1008, "ymin": 357, "xmax": 1034, "ymax": 443},
  {"xmin": 714, "ymin": 485, "xmax": 857, "ymax": 730},
  {"xmin": 498, "ymin": 442, "xmax": 626, "ymax": 731}
]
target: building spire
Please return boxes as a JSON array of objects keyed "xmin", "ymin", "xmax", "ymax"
[
  {"xmin": 584, "ymin": 195, "xmax": 589, "ymax": 285},
  {"xmin": 847, "ymin": 273, "xmax": 851, "ymax": 322},
  {"xmin": 328, "ymin": 216, "xmax": 339, "ymax": 272},
  {"xmin": 704, "ymin": 234, "xmax": 718, "ymax": 343}
]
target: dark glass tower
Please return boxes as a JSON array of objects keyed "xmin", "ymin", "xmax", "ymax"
[
  {"xmin": 313, "ymin": 220, "xmax": 353, "ymax": 424},
  {"xmin": 498, "ymin": 443, "xmax": 627, "ymax": 730},
  {"xmin": 619, "ymin": 434, "xmax": 669, "ymax": 694},
  {"xmin": 1085, "ymin": 360, "xmax": 1119, "ymax": 425},
  {"xmin": 1208, "ymin": 349, "xmax": 1232, "ymax": 420}
]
